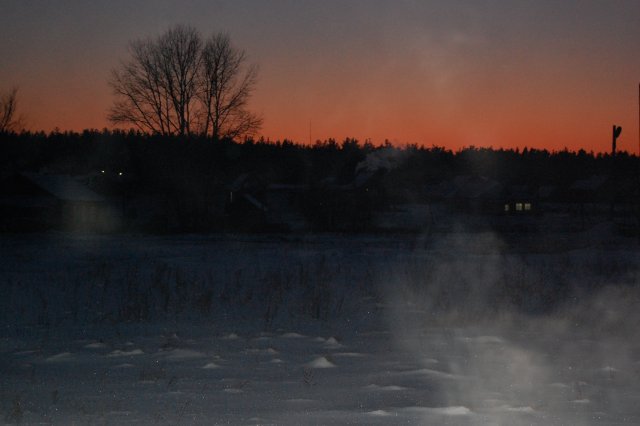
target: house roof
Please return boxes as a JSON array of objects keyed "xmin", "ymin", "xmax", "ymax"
[
  {"xmin": 570, "ymin": 175, "xmax": 608, "ymax": 192},
  {"xmin": 537, "ymin": 185, "xmax": 557, "ymax": 199},
  {"xmin": 451, "ymin": 175, "xmax": 503, "ymax": 199},
  {"xmin": 503, "ymin": 184, "xmax": 535, "ymax": 200},
  {"xmin": 267, "ymin": 183, "xmax": 309, "ymax": 192},
  {"xmin": 22, "ymin": 173, "xmax": 105, "ymax": 202},
  {"xmin": 228, "ymin": 173, "xmax": 268, "ymax": 192}
]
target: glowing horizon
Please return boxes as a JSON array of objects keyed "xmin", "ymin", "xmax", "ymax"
[{"xmin": 2, "ymin": 1, "xmax": 639, "ymax": 154}]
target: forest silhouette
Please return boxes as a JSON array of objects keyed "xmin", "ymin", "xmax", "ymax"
[
  {"xmin": 1, "ymin": 25, "xmax": 638, "ymax": 233},
  {"xmin": 1, "ymin": 128, "xmax": 638, "ymax": 233},
  {"xmin": 2, "ymin": 129, "xmax": 636, "ymax": 186}
]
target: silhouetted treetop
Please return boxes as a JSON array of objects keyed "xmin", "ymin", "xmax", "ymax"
[
  {"xmin": 0, "ymin": 87, "xmax": 24, "ymax": 134},
  {"xmin": 108, "ymin": 25, "xmax": 261, "ymax": 140}
]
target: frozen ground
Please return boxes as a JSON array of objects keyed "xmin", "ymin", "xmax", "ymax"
[{"xmin": 1, "ymin": 228, "xmax": 640, "ymax": 425}]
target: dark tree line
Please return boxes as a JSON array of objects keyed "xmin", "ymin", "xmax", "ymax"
[{"xmin": 1, "ymin": 129, "xmax": 637, "ymax": 190}]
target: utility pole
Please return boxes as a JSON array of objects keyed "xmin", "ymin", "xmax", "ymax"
[
  {"xmin": 612, "ymin": 125, "xmax": 622, "ymax": 155},
  {"xmin": 610, "ymin": 124, "xmax": 622, "ymax": 221}
]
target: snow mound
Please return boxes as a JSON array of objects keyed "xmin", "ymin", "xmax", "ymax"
[
  {"xmin": 367, "ymin": 410, "xmax": 392, "ymax": 416},
  {"xmin": 307, "ymin": 356, "xmax": 336, "ymax": 368},
  {"xmin": 285, "ymin": 398, "xmax": 316, "ymax": 404},
  {"xmin": 245, "ymin": 347, "xmax": 279, "ymax": 355},
  {"xmin": 14, "ymin": 350, "xmax": 39, "ymax": 356},
  {"xmin": 432, "ymin": 406, "xmax": 473, "ymax": 416},
  {"xmin": 282, "ymin": 332, "xmax": 305, "ymax": 338},
  {"xmin": 84, "ymin": 342, "xmax": 108, "ymax": 349},
  {"xmin": 324, "ymin": 337, "xmax": 342, "ymax": 347},
  {"xmin": 459, "ymin": 335, "xmax": 504, "ymax": 344},
  {"xmin": 403, "ymin": 406, "xmax": 472, "ymax": 416},
  {"xmin": 222, "ymin": 333, "xmax": 240, "ymax": 340},
  {"xmin": 400, "ymin": 368, "xmax": 459, "ymax": 380},
  {"xmin": 112, "ymin": 363, "xmax": 134, "ymax": 369},
  {"xmin": 46, "ymin": 352, "xmax": 72, "ymax": 362},
  {"xmin": 334, "ymin": 352, "xmax": 366, "ymax": 357},
  {"xmin": 107, "ymin": 349, "xmax": 144, "ymax": 357},
  {"xmin": 365, "ymin": 384, "xmax": 407, "ymax": 391},
  {"xmin": 571, "ymin": 399, "xmax": 590, "ymax": 404},
  {"xmin": 500, "ymin": 405, "xmax": 535, "ymax": 413},
  {"xmin": 162, "ymin": 349, "xmax": 205, "ymax": 360},
  {"xmin": 202, "ymin": 362, "xmax": 220, "ymax": 369},
  {"xmin": 270, "ymin": 358, "xmax": 284, "ymax": 364}
]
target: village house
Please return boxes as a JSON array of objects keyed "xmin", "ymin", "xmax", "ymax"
[{"xmin": 0, "ymin": 172, "xmax": 121, "ymax": 232}]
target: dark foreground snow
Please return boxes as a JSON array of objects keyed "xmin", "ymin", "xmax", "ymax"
[{"xmin": 1, "ymin": 229, "xmax": 639, "ymax": 425}]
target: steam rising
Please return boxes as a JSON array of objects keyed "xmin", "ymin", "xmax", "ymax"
[
  {"xmin": 381, "ymin": 229, "xmax": 640, "ymax": 425},
  {"xmin": 355, "ymin": 146, "xmax": 408, "ymax": 174}
]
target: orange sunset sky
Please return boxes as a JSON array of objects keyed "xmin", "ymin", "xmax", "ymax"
[{"xmin": 1, "ymin": 0, "xmax": 639, "ymax": 153}]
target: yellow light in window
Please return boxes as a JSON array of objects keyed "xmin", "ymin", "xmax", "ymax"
[
  {"xmin": 524, "ymin": 203, "xmax": 531, "ymax": 211},
  {"xmin": 516, "ymin": 203, "xmax": 523, "ymax": 211}
]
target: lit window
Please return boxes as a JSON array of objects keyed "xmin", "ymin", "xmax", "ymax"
[
  {"xmin": 118, "ymin": 172, "xmax": 123, "ymax": 176},
  {"xmin": 504, "ymin": 204, "xmax": 510, "ymax": 212},
  {"xmin": 524, "ymin": 203, "xmax": 532, "ymax": 211},
  {"xmin": 516, "ymin": 203, "xmax": 523, "ymax": 211}
]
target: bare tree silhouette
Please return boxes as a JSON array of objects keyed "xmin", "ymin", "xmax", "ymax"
[
  {"xmin": 199, "ymin": 33, "xmax": 262, "ymax": 141},
  {"xmin": 0, "ymin": 88, "xmax": 23, "ymax": 133},
  {"xmin": 108, "ymin": 25, "xmax": 261, "ymax": 140}
]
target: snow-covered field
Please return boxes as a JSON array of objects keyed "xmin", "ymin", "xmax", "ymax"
[{"xmin": 1, "ymin": 228, "xmax": 640, "ymax": 425}]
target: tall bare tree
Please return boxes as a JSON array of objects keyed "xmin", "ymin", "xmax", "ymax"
[
  {"xmin": 199, "ymin": 33, "xmax": 262, "ymax": 141},
  {"xmin": 0, "ymin": 88, "xmax": 23, "ymax": 133},
  {"xmin": 157, "ymin": 25, "xmax": 202, "ymax": 136},
  {"xmin": 108, "ymin": 25, "xmax": 261, "ymax": 139}
]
